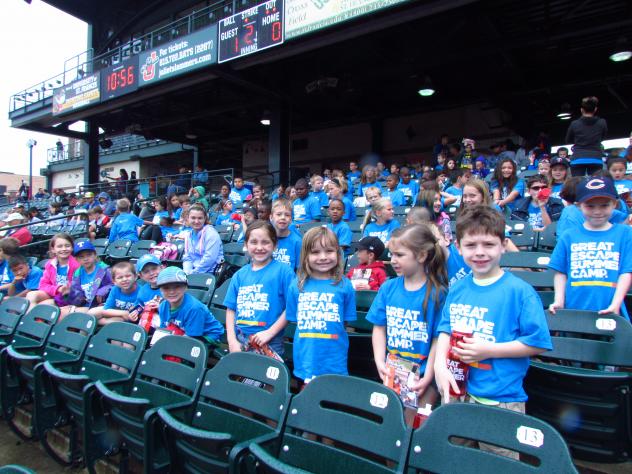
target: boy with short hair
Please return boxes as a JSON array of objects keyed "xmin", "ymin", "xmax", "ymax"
[
  {"xmin": 510, "ymin": 174, "xmax": 564, "ymax": 230},
  {"xmin": 549, "ymin": 177, "xmax": 632, "ymax": 318},
  {"xmin": 108, "ymin": 198, "xmax": 143, "ymax": 243},
  {"xmin": 346, "ymin": 237, "xmax": 387, "ymax": 291},
  {"xmin": 156, "ymin": 267, "xmax": 224, "ymax": 341},
  {"xmin": 292, "ymin": 178, "xmax": 321, "ymax": 224},
  {"xmin": 0, "ymin": 238, "xmax": 20, "ymax": 295},
  {"xmin": 257, "ymin": 199, "xmax": 272, "ymax": 222},
  {"xmin": 434, "ymin": 206, "xmax": 551, "ymax": 437},
  {"xmin": 442, "ymin": 169, "xmax": 471, "ymax": 206},
  {"xmin": 310, "ymin": 175, "xmax": 329, "ymax": 207},
  {"xmin": 347, "ymin": 161, "xmax": 361, "ymax": 182},
  {"xmin": 383, "ymin": 174, "xmax": 406, "ymax": 206},
  {"xmin": 89, "ymin": 261, "xmax": 140, "ymax": 325},
  {"xmin": 229, "ymin": 177, "xmax": 252, "ymax": 205},
  {"xmin": 271, "ymin": 198, "xmax": 302, "ymax": 270},
  {"xmin": 7, "ymin": 255, "xmax": 43, "ymax": 297},
  {"xmin": 397, "ymin": 166, "xmax": 420, "ymax": 204}
]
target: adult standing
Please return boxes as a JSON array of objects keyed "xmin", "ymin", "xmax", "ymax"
[{"xmin": 565, "ymin": 96, "xmax": 607, "ymax": 177}]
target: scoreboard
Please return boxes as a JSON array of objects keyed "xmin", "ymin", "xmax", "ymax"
[{"xmin": 100, "ymin": 60, "xmax": 139, "ymax": 100}]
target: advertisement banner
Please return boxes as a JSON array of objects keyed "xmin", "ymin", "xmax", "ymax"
[
  {"xmin": 138, "ymin": 24, "xmax": 218, "ymax": 87},
  {"xmin": 52, "ymin": 73, "xmax": 101, "ymax": 115}
]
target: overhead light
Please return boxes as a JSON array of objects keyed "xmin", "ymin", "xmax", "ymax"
[
  {"xmin": 560, "ymin": 115, "xmax": 571, "ymax": 121},
  {"xmin": 557, "ymin": 103, "xmax": 571, "ymax": 119},
  {"xmin": 185, "ymin": 133, "xmax": 197, "ymax": 139},
  {"xmin": 610, "ymin": 50, "xmax": 632, "ymax": 62},
  {"xmin": 260, "ymin": 110, "xmax": 271, "ymax": 126},
  {"xmin": 417, "ymin": 75, "xmax": 435, "ymax": 97},
  {"xmin": 610, "ymin": 36, "xmax": 631, "ymax": 62}
]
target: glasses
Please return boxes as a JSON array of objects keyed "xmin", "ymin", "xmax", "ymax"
[{"xmin": 530, "ymin": 186, "xmax": 547, "ymax": 191}]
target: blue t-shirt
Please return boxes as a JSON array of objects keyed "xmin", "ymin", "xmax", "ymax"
[
  {"xmin": 136, "ymin": 283, "xmax": 162, "ymax": 306},
  {"xmin": 215, "ymin": 213, "xmax": 237, "ymax": 226},
  {"xmin": 490, "ymin": 180, "xmax": 525, "ymax": 209},
  {"xmin": 347, "ymin": 171, "xmax": 361, "ymax": 183},
  {"xmin": 447, "ymin": 244, "xmax": 471, "ymax": 286},
  {"xmin": 224, "ymin": 259, "xmax": 295, "ymax": 353},
  {"xmin": 367, "ymin": 277, "xmax": 445, "ymax": 373},
  {"xmin": 159, "ymin": 293, "xmax": 224, "ymax": 339},
  {"xmin": 551, "ymin": 183, "xmax": 564, "ymax": 199},
  {"xmin": 444, "ymin": 186, "xmax": 464, "ymax": 206},
  {"xmin": 160, "ymin": 226, "xmax": 180, "ymax": 240},
  {"xmin": 109, "ymin": 212, "xmax": 143, "ymax": 243},
  {"xmin": 358, "ymin": 181, "xmax": 379, "ymax": 197},
  {"xmin": 338, "ymin": 197, "xmax": 356, "ymax": 221},
  {"xmin": 13, "ymin": 266, "xmax": 43, "ymax": 293},
  {"xmin": 549, "ymin": 224, "xmax": 632, "ymax": 319},
  {"xmin": 229, "ymin": 187, "xmax": 251, "ymax": 205},
  {"xmin": 152, "ymin": 210, "xmax": 169, "ymax": 225},
  {"xmin": 0, "ymin": 261, "xmax": 14, "ymax": 285},
  {"xmin": 56, "ymin": 265, "xmax": 68, "ymax": 286},
  {"xmin": 556, "ymin": 205, "xmax": 627, "ymax": 238},
  {"xmin": 79, "ymin": 266, "xmax": 101, "ymax": 303},
  {"xmin": 273, "ymin": 232, "xmax": 302, "ymax": 270},
  {"xmin": 311, "ymin": 190, "xmax": 329, "ymax": 208},
  {"xmin": 397, "ymin": 181, "xmax": 420, "ymax": 203},
  {"xmin": 614, "ymin": 179, "xmax": 632, "ymax": 195},
  {"xmin": 383, "ymin": 189, "xmax": 406, "ymax": 206},
  {"xmin": 437, "ymin": 273, "xmax": 552, "ymax": 402},
  {"xmin": 104, "ymin": 285, "xmax": 140, "ymax": 311},
  {"xmin": 285, "ymin": 277, "xmax": 357, "ymax": 380},
  {"xmin": 327, "ymin": 221, "xmax": 352, "ymax": 250},
  {"xmin": 363, "ymin": 220, "xmax": 401, "ymax": 243},
  {"xmin": 292, "ymin": 196, "xmax": 321, "ymax": 224},
  {"xmin": 527, "ymin": 203, "xmax": 543, "ymax": 228},
  {"xmin": 173, "ymin": 208, "xmax": 183, "ymax": 220}
]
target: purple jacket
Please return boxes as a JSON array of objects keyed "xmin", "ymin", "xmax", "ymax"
[{"xmin": 65, "ymin": 263, "xmax": 113, "ymax": 308}]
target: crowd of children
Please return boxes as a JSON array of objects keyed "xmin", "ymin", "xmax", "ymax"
[{"xmin": 2, "ymin": 98, "xmax": 631, "ymax": 441}]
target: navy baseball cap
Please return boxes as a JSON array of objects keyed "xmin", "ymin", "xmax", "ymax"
[
  {"xmin": 356, "ymin": 236, "xmax": 385, "ymax": 257},
  {"xmin": 550, "ymin": 156, "xmax": 570, "ymax": 168},
  {"xmin": 156, "ymin": 267, "xmax": 188, "ymax": 287},
  {"xmin": 136, "ymin": 254, "xmax": 161, "ymax": 272},
  {"xmin": 576, "ymin": 177, "xmax": 618, "ymax": 203},
  {"xmin": 73, "ymin": 241, "xmax": 96, "ymax": 255}
]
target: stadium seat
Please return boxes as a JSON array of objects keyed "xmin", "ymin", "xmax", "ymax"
[
  {"xmin": 0, "ymin": 298, "xmax": 30, "ymax": 348},
  {"xmin": 243, "ymin": 374, "xmax": 409, "ymax": 473},
  {"xmin": 128, "ymin": 239, "xmax": 156, "ymax": 261},
  {"xmin": 300, "ymin": 222, "xmax": 326, "ymax": 234},
  {"xmin": 25, "ymin": 257, "xmax": 37, "ymax": 268},
  {"xmin": 186, "ymin": 273, "xmax": 216, "ymax": 306},
  {"xmin": 0, "ymin": 466, "xmax": 36, "ymax": 474},
  {"xmin": 30, "ymin": 225, "xmax": 47, "ymax": 240},
  {"xmin": 500, "ymin": 251, "xmax": 551, "ymax": 270},
  {"xmin": 104, "ymin": 239, "xmax": 133, "ymax": 263},
  {"xmin": 164, "ymin": 239, "xmax": 186, "ymax": 267},
  {"xmin": 43, "ymin": 224, "xmax": 64, "ymax": 238},
  {"xmin": 508, "ymin": 227, "xmax": 537, "ymax": 250},
  {"xmin": 348, "ymin": 220, "xmax": 364, "ymax": 232},
  {"xmin": 74, "ymin": 237, "xmax": 90, "ymax": 246},
  {"xmin": 509, "ymin": 269, "xmax": 555, "ymax": 290},
  {"xmin": 393, "ymin": 206, "xmax": 408, "ymax": 216},
  {"xmin": 1, "ymin": 312, "xmax": 95, "ymax": 440},
  {"xmin": 214, "ymin": 224, "xmax": 234, "ymax": 243},
  {"xmin": 70, "ymin": 222, "xmax": 88, "ymax": 237},
  {"xmin": 348, "ymin": 290, "xmax": 376, "ymax": 333},
  {"xmin": 221, "ymin": 254, "xmax": 250, "ymax": 282},
  {"xmin": 223, "ymin": 242, "xmax": 245, "ymax": 256},
  {"xmin": 536, "ymin": 222, "xmax": 557, "ymax": 252},
  {"xmin": 347, "ymin": 291, "xmax": 378, "ymax": 380},
  {"xmin": 2, "ymin": 304, "xmax": 59, "ymax": 352},
  {"xmin": 36, "ymin": 259, "xmax": 49, "ymax": 270},
  {"xmin": 92, "ymin": 238, "xmax": 109, "ymax": 258},
  {"xmin": 525, "ymin": 310, "xmax": 632, "ymax": 462},
  {"xmin": 36, "ymin": 322, "xmax": 146, "ymax": 466},
  {"xmin": 405, "ymin": 403, "xmax": 577, "ymax": 473},
  {"xmin": 86, "ymin": 336, "xmax": 207, "ymax": 473},
  {"xmin": 209, "ymin": 279, "xmax": 231, "ymax": 338},
  {"xmin": 156, "ymin": 352, "xmax": 291, "ymax": 473}
]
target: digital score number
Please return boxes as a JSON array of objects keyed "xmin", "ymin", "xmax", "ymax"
[
  {"xmin": 100, "ymin": 61, "xmax": 139, "ymax": 101},
  {"xmin": 218, "ymin": 0, "xmax": 284, "ymax": 63}
]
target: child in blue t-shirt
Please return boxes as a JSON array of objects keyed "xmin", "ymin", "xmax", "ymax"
[
  {"xmin": 215, "ymin": 199, "xmax": 239, "ymax": 226},
  {"xmin": 443, "ymin": 169, "xmax": 471, "ymax": 207},
  {"xmin": 326, "ymin": 199, "xmax": 352, "ymax": 255},
  {"xmin": 285, "ymin": 226, "xmax": 356, "ymax": 383},
  {"xmin": 224, "ymin": 221, "xmax": 295, "ymax": 355},
  {"xmin": 362, "ymin": 198, "xmax": 401, "ymax": 243},
  {"xmin": 607, "ymin": 156, "xmax": 632, "ymax": 197},
  {"xmin": 292, "ymin": 178, "xmax": 321, "ymax": 224},
  {"xmin": 367, "ymin": 224, "xmax": 447, "ymax": 406},
  {"xmin": 108, "ymin": 198, "xmax": 144, "ymax": 243},
  {"xmin": 151, "ymin": 197, "xmax": 169, "ymax": 225},
  {"xmin": 490, "ymin": 159, "xmax": 525, "ymax": 212},
  {"xmin": 7, "ymin": 255, "xmax": 43, "ymax": 298},
  {"xmin": 549, "ymin": 177, "xmax": 632, "ymax": 319},
  {"xmin": 326, "ymin": 178, "xmax": 356, "ymax": 221},
  {"xmin": 89, "ymin": 261, "xmax": 140, "ymax": 325},
  {"xmin": 0, "ymin": 238, "xmax": 19, "ymax": 296},
  {"xmin": 397, "ymin": 166, "xmax": 420, "ymax": 204},
  {"xmin": 434, "ymin": 206, "xmax": 551, "ymax": 422},
  {"xmin": 549, "ymin": 156, "xmax": 570, "ymax": 199},
  {"xmin": 156, "ymin": 267, "xmax": 224, "ymax": 340},
  {"xmin": 229, "ymin": 177, "xmax": 252, "ymax": 205},
  {"xmin": 271, "ymin": 198, "xmax": 302, "ymax": 270},
  {"xmin": 310, "ymin": 175, "xmax": 329, "ymax": 208},
  {"xmin": 383, "ymin": 174, "xmax": 406, "ymax": 206}
]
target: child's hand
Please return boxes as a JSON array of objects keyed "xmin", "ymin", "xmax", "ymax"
[
  {"xmin": 145, "ymin": 300, "xmax": 160, "ymax": 311},
  {"xmin": 375, "ymin": 358, "xmax": 388, "ymax": 382},
  {"xmin": 95, "ymin": 295, "xmax": 103, "ymax": 305},
  {"xmin": 452, "ymin": 337, "xmax": 493, "ymax": 364},
  {"xmin": 128, "ymin": 309, "xmax": 139, "ymax": 322},
  {"xmin": 434, "ymin": 365, "xmax": 459, "ymax": 404},
  {"xmin": 251, "ymin": 329, "xmax": 274, "ymax": 346},
  {"xmin": 228, "ymin": 339, "xmax": 242, "ymax": 353},
  {"xmin": 59, "ymin": 284, "xmax": 70, "ymax": 296},
  {"xmin": 548, "ymin": 301, "xmax": 564, "ymax": 314},
  {"xmin": 599, "ymin": 304, "xmax": 620, "ymax": 315},
  {"xmin": 409, "ymin": 375, "xmax": 431, "ymax": 396},
  {"xmin": 354, "ymin": 282, "xmax": 371, "ymax": 291}
]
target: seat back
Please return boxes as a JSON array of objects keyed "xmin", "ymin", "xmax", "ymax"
[
  {"xmin": 106, "ymin": 239, "xmax": 132, "ymax": 259},
  {"xmin": 299, "ymin": 222, "xmax": 325, "ymax": 235},
  {"xmin": 348, "ymin": 290, "xmax": 377, "ymax": 333},
  {"xmin": 92, "ymin": 238, "xmax": 109, "ymax": 257},
  {"xmin": 186, "ymin": 273, "xmax": 216, "ymax": 306},
  {"xmin": 129, "ymin": 239, "xmax": 155, "ymax": 259},
  {"xmin": 223, "ymin": 242, "xmax": 245, "ymax": 256},
  {"xmin": 70, "ymin": 222, "xmax": 88, "ymax": 236},
  {"xmin": 500, "ymin": 252, "xmax": 551, "ymax": 270},
  {"xmin": 537, "ymin": 222, "xmax": 557, "ymax": 251},
  {"xmin": 509, "ymin": 269, "xmax": 554, "ymax": 290},
  {"xmin": 348, "ymin": 220, "xmax": 363, "ymax": 232},
  {"xmin": 44, "ymin": 313, "xmax": 97, "ymax": 363},
  {"xmin": 407, "ymin": 403, "xmax": 577, "ymax": 473},
  {"xmin": 214, "ymin": 224, "xmax": 234, "ymax": 243},
  {"xmin": 277, "ymin": 375, "xmax": 409, "ymax": 471},
  {"xmin": 9, "ymin": 305, "xmax": 59, "ymax": 349},
  {"xmin": 0, "ymin": 297, "xmax": 30, "ymax": 338},
  {"xmin": 209, "ymin": 279, "xmax": 231, "ymax": 328}
]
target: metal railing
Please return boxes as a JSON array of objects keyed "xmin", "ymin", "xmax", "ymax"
[
  {"xmin": 47, "ymin": 147, "xmax": 83, "ymax": 164},
  {"xmin": 8, "ymin": 0, "xmax": 255, "ymax": 113}
]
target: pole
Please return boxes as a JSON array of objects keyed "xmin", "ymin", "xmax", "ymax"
[{"xmin": 27, "ymin": 139, "xmax": 37, "ymax": 200}]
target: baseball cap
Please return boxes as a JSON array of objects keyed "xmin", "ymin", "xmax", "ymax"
[
  {"xmin": 576, "ymin": 177, "xmax": 618, "ymax": 203},
  {"xmin": 84, "ymin": 192, "xmax": 95, "ymax": 198},
  {"xmin": 73, "ymin": 240, "xmax": 96, "ymax": 255},
  {"xmin": 356, "ymin": 236, "xmax": 385, "ymax": 258},
  {"xmin": 156, "ymin": 267, "xmax": 188, "ymax": 287},
  {"xmin": 550, "ymin": 156, "xmax": 570, "ymax": 168},
  {"xmin": 136, "ymin": 254, "xmax": 161, "ymax": 272},
  {"xmin": 6, "ymin": 213, "xmax": 24, "ymax": 222}
]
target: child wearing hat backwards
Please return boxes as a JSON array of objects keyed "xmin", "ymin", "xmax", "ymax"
[
  {"xmin": 346, "ymin": 236, "xmax": 387, "ymax": 291},
  {"xmin": 155, "ymin": 266, "xmax": 224, "ymax": 342}
]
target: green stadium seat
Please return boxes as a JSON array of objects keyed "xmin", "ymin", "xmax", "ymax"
[
  {"xmin": 1, "ymin": 312, "xmax": 95, "ymax": 440},
  {"xmin": 0, "ymin": 466, "xmax": 36, "ymax": 474},
  {"xmin": 35, "ymin": 322, "xmax": 146, "ymax": 466},
  {"xmin": 0, "ymin": 298, "xmax": 30, "ymax": 348},
  {"xmin": 91, "ymin": 238, "xmax": 109, "ymax": 258},
  {"xmin": 348, "ymin": 220, "xmax": 363, "ymax": 232},
  {"xmin": 243, "ymin": 375, "xmax": 409, "ymax": 473},
  {"xmin": 348, "ymin": 290, "xmax": 376, "ymax": 333},
  {"xmin": 86, "ymin": 336, "xmax": 207, "ymax": 473},
  {"xmin": 500, "ymin": 251, "xmax": 551, "ymax": 270},
  {"xmin": 186, "ymin": 273, "xmax": 216, "ymax": 306},
  {"xmin": 405, "ymin": 403, "xmax": 577, "ymax": 474},
  {"xmin": 536, "ymin": 222, "xmax": 557, "ymax": 252},
  {"xmin": 392, "ymin": 206, "xmax": 408, "ymax": 216},
  {"xmin": 525, "ymin": 310, "xmax": 632, "ymax": 462},
  {"xmin": 156, "ymin": 353, "xmax": 291, "ymax": 473},
  {"xmin": 128, "ymin": 239, "xmax": 156, "ymax": 261},
  {"xmin": 4, "ymin": 304, "xmax": 59, "ymax": 352},
  {"xmin": 509, "ymin": 269, "xmax": 555, "ymax": 290},
  {"xmin": 214, "ymin": 224, "xmax": 234, "ymax": 243},
  {"xmin": 223, "ymin": 242, "xmax": 246, "ymax": 256},
  {"xmin": 508, "ymin": 227, "xmax": 537, "ymax": 250},
  {"xmin": 299, "ymin": 222, "xmax": 326, "ymax": 235},
  {"xmin": 104, "ymin": 238, "xmax": 133, "ymax": 263},
  {"xmin": 36, "ymin": 259, "xmax": 49, "ymax": 270},
  {"xmin": 347, "ymin": 291, "xmax": 378, "ymax": 380}
]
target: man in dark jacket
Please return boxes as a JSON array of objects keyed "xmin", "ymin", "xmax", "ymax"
[
  {"xmin": 511, "ymin": 175, "xmax": 564, "ymax": 231},
  {"xmin": 565, "ymin": 96, "xmax": 607, "ymax": 177}
]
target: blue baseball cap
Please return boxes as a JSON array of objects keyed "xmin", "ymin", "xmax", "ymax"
[
  {"xmin": 136, "ymin": 254, "xmax": 161, "ymax": 272},
  {"xmin": 73, "ymin": 241, "xmax": 96, "ymax": 255},
  {"xmin": 576, "ymin": 177, "xmax": 618, "ymax": 203},
  {"xmin": 156, "ymin": 267, "xmax": 188, "ymax": 287}
]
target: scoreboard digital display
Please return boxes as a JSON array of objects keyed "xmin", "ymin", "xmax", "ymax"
[
  {"xmin": 218, "ymin": 0, "xmax": 284, "ymax": 63},
  {"xmin": 100, "ymin": 59, "xmax": 139, "ymax": 101}
]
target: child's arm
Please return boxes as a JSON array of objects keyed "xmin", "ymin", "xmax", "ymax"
[
  {"xmin": 499, "ymin": 189, "xmax": 521, "ymax": 207},
  {"xmin": 453, "ymin": 338, "xmax": 546, "ymax": 365},
  {"xmin": 599, "ymin": 273, "xmax": 632, "ymax": 315},
  {"xmin": 433, "ymin": 332, "xmax": 459, "ymax": 403},
  {"xmin": 251, "ymin": 312, "xmax": 288, "ymax": 346},
  {"xmin": 549, "ymin": 271, "xmax": 567, "ymax": 314},
  {"xmin": 371, "ymin": 325, "xmax": 388, "ymax": 381},
  {"xmin": 440, "ymin": 192, "xmax": 457, "ymax": 206},
  {"xmin": 225, "ymin": 309, "xmax": 242, "ymax": 353}
]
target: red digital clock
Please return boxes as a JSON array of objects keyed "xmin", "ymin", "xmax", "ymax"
[{"xmin": 100, "ymin": 60, "xmax": 139, "ymax": 100}]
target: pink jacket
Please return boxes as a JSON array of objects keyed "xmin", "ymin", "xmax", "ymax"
[{"xmin": 39, "ymin": 256, "xmax": 80, "ymax": 297}]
